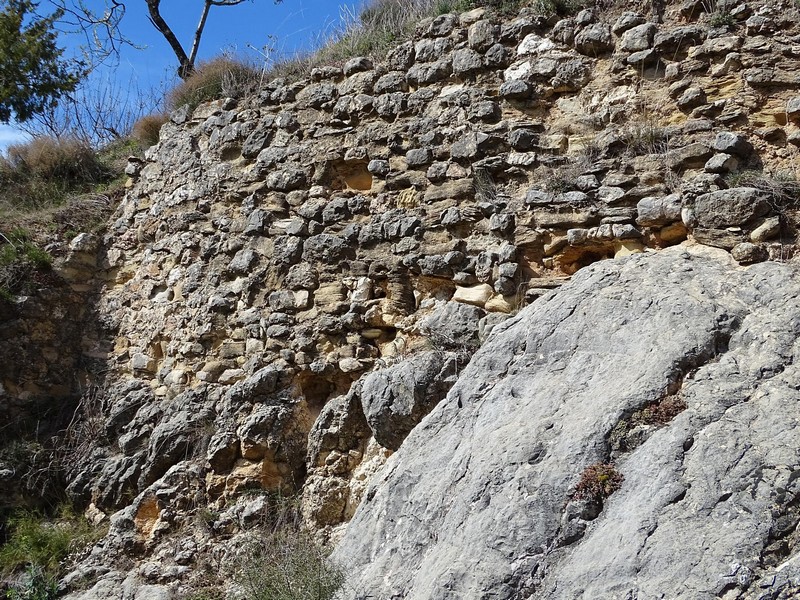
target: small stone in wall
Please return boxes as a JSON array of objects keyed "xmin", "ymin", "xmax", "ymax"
[
  {"xmin": 619, "ymin": 23, "xmax": 656, "ymax": 52},
  {"xmin": 676, "ymin": 86, "xmax": 707, "ymax": 110},
  {"xmin": 704, "ymin": 153, "xmax": 738, "ymax": 174},
  {"xmin": 500, "ymin": 79, "xmax": 533, "ymax": 100},
  {"xmin": 453, "ymin": 284, "xmax": 493, "ymax": 307},
  {"xmin": 787, "ymin": 97, "xmax": 800, "ymax": 122},
  {"xmin": 750, "ymin": 217, "xmax": 781, "ymax": 243},
  {"xmin": 575, "ymin": 24, "xmax": 614, "ymax": 55},
  {"xmin": 712, "ymin": 131, "xmax": 753, "ymax": 157},
  {"xmin": 731, "ymin": 242, "xmax": 768, "ymax": 264},
  {"xmin": 612, "ymin": 12, "xmax": 646, "ymax": 35},
  {"xmin": 468, "ymin": 20, "xmax": 499, "ymax": 52},
  {"xmin": 343, "ymin": 56, "xmax": 373, "ymax": 76}
]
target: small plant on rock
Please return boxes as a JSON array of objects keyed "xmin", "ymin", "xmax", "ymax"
[
  {"xmin": 572, "ymin": 462, "xmax": 624, "ymax": 504},
  {"xmin": 5, "ymin": 565, "xmax": 58, "ymax": 600},
  {"xmin": 234, "ymin": 495, "xmax": 345, "ymax": 600}
]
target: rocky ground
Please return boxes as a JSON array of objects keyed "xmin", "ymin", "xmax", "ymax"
[{"xmin": 4, "ymin": 0, "xmax": 800, "ymax": 598}]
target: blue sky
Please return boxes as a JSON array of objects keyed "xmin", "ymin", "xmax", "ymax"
[{"xmin": 0, "ymin": 0, "xmax": 354, "ymax": 149}]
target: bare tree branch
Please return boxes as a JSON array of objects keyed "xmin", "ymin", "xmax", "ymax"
[
  {"xmin": 188, "ymin": 1, "xmax": 213, "ymax": 73},
  {"xmin": 145, "ymin": 0, "xmax": 193, "ymax": 77}
]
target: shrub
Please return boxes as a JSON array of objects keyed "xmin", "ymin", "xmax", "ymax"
[
  {"xmin": 5, "ymin": 565, "xmax": 58, "ymax": 600},
  {"xmin": 531, "ymin": 0, "xmax": 592, "ymax": 16},
  {"xmin": 167, "ymin": 57, "xmax": 262, "ymax": 112},
  {"xmin": 234, "ymin": 495, "xmax": 345, "ymax": 600},
  {"xmin": 572, "ymin": 462, "xmax": 624, "ymax": 504},
  {"xmin": 2, "ymin": 137, "xmax": 105, "ymax": 187},
  {"xmin": 269, "ymin": 0, "xmax": 497, "ymax": 80},
  {"xmin": 236, "ymin": 530, "xmax": 346, "ymax": 600},
  {"xmin": 0, "ymin": 136, "xmax": 112, "ymax": 214},
  {"xmin": 630, "ymin": 395, "xmax": 687, "ymax": 427},
  {"xmin": 130, "ymin": 113, "xmax": 169, "ymax": 148},
  {"xmin": 0, "ymin": 508, "xmax": 103, "ymax": 577}
]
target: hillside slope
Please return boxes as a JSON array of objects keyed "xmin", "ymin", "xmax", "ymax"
[{"xmin": 3, "ymin": 0, "xmax": 800, "ymax": 597}]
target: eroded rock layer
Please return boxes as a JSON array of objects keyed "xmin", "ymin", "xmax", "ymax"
[
  {"xmin": 336, "ymin": 245, "xmax": 800, "ymax": 600},
  {"xmin": 3, "ymin": 0, "xmax": 800, "ymax": 597}
]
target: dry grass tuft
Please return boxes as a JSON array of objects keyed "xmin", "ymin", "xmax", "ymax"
[
  {"xmin": 131, "ymin": 113, "xmax": 169, "ymax": 148},
  {"xmin": 167, "ymin": 57, "xmax": 263, "ymax": 112}
]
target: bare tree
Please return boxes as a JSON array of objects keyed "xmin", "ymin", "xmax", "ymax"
[
  {"xmin": 147, "ymin": 0, "xmax": 256, "ymax": 78},
  {"xmin": 43, "ymin": 0, "xmax": 280, "ymax": 78},
  {"xmin": 18, "ymin": 71, "xmax": 167, "ymax": 145}
]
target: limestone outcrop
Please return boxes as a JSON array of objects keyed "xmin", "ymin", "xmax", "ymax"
[
  {"xmin": 336, "ymin": 245, "xmax": 800, "ymax": 600},
  {"xmin": 4, "ymin": 0, "xmax": 800, "ymax": 597}
]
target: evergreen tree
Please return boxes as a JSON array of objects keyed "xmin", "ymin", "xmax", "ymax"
[{"xmin": 0, "ymin": 0, "xmax": 83, "ymax": 123}]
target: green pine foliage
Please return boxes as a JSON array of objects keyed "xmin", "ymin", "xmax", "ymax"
[{"xmin": 0, "ymin": 0, "xmax": 85, "ymax": 123}]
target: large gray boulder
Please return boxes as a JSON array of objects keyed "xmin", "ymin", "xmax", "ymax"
[
  {"xmin": 360, "ymin": 351, "xmax": 461, "ymax": 451},
  {"xmin": 686, "ymin": 187, "xmax": 771, "ymax": 229},
  {"xmin": 335, "ymin": 246, "xmax": 800, "ymax": 599}
]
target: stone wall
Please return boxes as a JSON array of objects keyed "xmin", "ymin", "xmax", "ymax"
[{"xmin": 6, "ymin": 0, "xmax": 800, "ymax": 595}]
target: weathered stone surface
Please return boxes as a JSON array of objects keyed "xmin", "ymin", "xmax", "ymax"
[
  {"xmin": 636, "ymin": 194, "xmax": 682, "ymax": 227},
  {"xmin": 687, "ymin": 188, "xmax": 770, "ymax": 229},
  {"xmin": 360, "ymin": 351, "xmax": 461, "ymax": 451},
  {"xmin": 619, "ymin": 22, "xmax": 656, "ymax": 52},
  {"xmin": 14, "ymin": 5, "xmax": 800, "ymax": 597},
  {"xmin": 574, "ymin": 24, "xmax": 613, "ymax": 55},
  {"xmin": 336, "ymin": 246, "xmax": 800, "ymax": 599},
  {"xmin": 731, "ymin": 242, "xmax": 768, "ymax": 264},
  {"xmin": 712, "ymin": 131, "xmax": 753, "ymax": 157}
]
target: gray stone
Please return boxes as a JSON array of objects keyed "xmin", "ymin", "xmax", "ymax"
[
  {"xmin": 407, "ymin": 60, "xmax": 452, "ymax": 86},
  {"xmin": 787, "ymin": 96, "xmax": 800, "ymax": 120},
  {"xmin": 302, "ymin": 234, "xmax": 353, "ymax": 263},
  {"xmin": 666, "ymin": 142, "xmax": 713, "ymax": 170},
  {"xmin": 612, "ymin": 12, "xmax": 646, "ymax": 35},
  {"xmin": 550, "ymin": 58, "xmax": 592, "ymax": 92},
  {"xmin": 704, "ymin": 153, "xmax": 738, "ymax": 174},
  {"xmin": 414, "ymin": 37, "xmax": 452, "ymax": 63},
  {"xmin": 688, "ymin": 187, "xmax": 770, "ymax": 229},
  {"xmin": 489, "ymin": 213, "xmax": 515, "ymax": 235},
  {"xmin": 468, "ymin": 20, "xmax": 499, "ymax": 52},
  {"xmin": 750, "ymin": 216, "xmax": 781, "ymax": 242},
  {"xmin": 731, "ymin": 242, "xmax": 768, "ymax": 264},
  {"xmin": 374, "ymin": 92, "xmax": 407, "ymax": 118},
  {"xmin": 367, "ymin": 159, "xmax": 390, "ymax": 177},
  {"xmin": 386, "ymin": 41, "xmax": 415, "ymax": 70},
  {"xmin": 576, "ymin": 174, "xmax": 600, "ymax": 191},
  {"xmin": 419, "ymin": 300, "xmax": 485, "ymax": 352},
  {"xmin": 712, "ymin": 131, "xmax": 753, "ymax": 157},
  {"xmin": 451, "ymin": 132, "xmax": 490, "ymax": 160},
  {"xmin": 653, "ymin": 25, "xmax": 705, "ymax": 54},
  {"xmin": 676, "ymin": 86, "xmax": 707, "ymax": 110},
  {"xmin": 499, "ymin": 79, "xmax": 533, "ymax": 100},
  {"xmin": 426, "ymin": 13, "xmax": 457, "ymax": 37},
  {"xmin": 691, "ymin": 228, "xmax": 746, "ymax": 249},
  {"xmin": 266, "ymin": 167, "xmax": 307, "ymax": 192},
  {"xmin": 619, "ymin": 23, "xmax": 656, "ymax": 52},
  {"xmin": 373, "ymin": 71, "xmax": 408, "ymax": 94},
  {"xmin": 336, "ymin": 246, "xmax": 800, "ymax": 599},
  {"xmin": 636, "ymin": 194, "xmax": 682, "ymax": 227},
  {"xmin": 361, "ymin": 351, "xmax": 461, "ymax": 451},
  {"xmin": 343, "ymin": 56, "xmax": 373, "ymax": 76},
  {"xmin": 626, "ymin": 48, "xmax": 659, "ymax": 67},
  {"xmin": 452, "ymin": 48, "xmax": 484, "ymax": 75},
  {"xmin": 574, "ymin": 24, "xmax": 614, "ymax": 55},
  {"xmin": 226, "ymin": 248, "xmax": 256, "ymax": 274},
  {"xmin": 406, "ymin": 148, "xmax": 433, "ymax": 167}
]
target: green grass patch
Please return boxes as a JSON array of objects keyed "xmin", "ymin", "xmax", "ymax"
[{"xmin": 0, "ymin": 507, "xmax": 106, "ymax": 578}]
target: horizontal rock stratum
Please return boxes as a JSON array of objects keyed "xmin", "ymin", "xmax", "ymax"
[{"xmin": 336, "ymin": 245, "xmax": 800, "ymax": 600}]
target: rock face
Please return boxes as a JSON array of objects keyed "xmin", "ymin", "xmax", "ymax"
[
  {"xmin": 6, "ymin": 0, "xmax": 800, "ymax": 596},
  {"xmin": 336, "ymin": 246, "xmax": 800, "ymax": 600}
]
